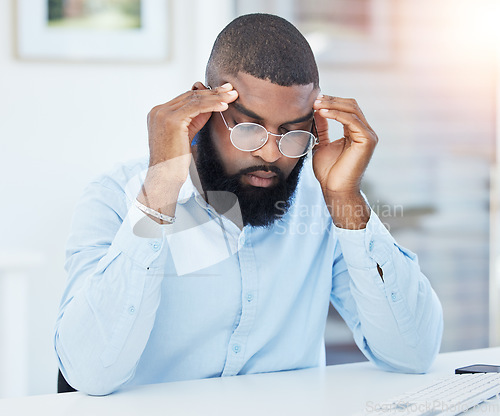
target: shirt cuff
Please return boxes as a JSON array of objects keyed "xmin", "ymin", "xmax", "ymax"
[
  {"xmin": 110, "ymin": 204, "xmax": 167, "ymax": 269},
  {"xmin": 333, "ymin": 209, "xmax": 396, "ymax": 269}
]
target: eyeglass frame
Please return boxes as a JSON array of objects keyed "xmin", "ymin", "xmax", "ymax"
[{"xmin": 218, "ymin": 110, "xmax": 319, "ymax": 159}]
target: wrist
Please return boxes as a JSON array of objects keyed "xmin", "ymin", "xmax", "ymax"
[
  {"xmin": 137, "ymin": 166, "xmax": 187, "ymax": 225},
  {"xmin": 138, "ymin": 179, "xmax": 182, "ymax": 208},
  {"xmin": 323, "ymin": 190, "xmax": 370, "ymax": 230},
  {"xmin": 148, "ymin": 153, "xmax": 192, "ymax": 183},
  {"xmin": 134, "ymin": 199, "xmax": 176, "ymax": 225}
]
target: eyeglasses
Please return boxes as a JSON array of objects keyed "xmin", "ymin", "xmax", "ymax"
[{"xmin": 219, "ymin": 111, "xmax": 319, "ymax": 158}]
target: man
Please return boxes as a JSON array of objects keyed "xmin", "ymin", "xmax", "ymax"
[{"xmin": 55, "ymin": 14, "xmax": 443, "ymax": 395}]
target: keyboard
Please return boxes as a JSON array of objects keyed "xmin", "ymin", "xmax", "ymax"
[{"xmin": 361, "ymin": 373, "xmax": 500, "ymax": 415}]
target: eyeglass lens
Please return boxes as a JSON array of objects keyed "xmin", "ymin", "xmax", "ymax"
[{"xmin": 230, "ymin": 123, "xmax": 315, "ymax": 157}]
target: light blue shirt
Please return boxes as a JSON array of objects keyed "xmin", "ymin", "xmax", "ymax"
[{"xmin": 54, "ymin": 156, "xmax": 443, "ymax": 395}]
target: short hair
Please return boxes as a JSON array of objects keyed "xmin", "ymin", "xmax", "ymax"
[{"xmin": 206, "ymin": 13, "xmax": 319, "ymax": 88}]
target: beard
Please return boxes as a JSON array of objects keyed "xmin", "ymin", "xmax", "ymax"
[{"xmin": 194, "ymin": 120, "xmax": 305, "ymax": 228}]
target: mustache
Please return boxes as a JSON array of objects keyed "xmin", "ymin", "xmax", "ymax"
[{"xmin": 238, "ymin": 165, "xmax": 285, "ymax": 180}]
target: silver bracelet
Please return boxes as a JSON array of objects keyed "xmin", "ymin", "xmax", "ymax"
[{"xmin": 134, "ymin": 199, "xmax": 176, "ymax": 224}]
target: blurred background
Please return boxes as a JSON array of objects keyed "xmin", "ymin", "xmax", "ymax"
[{"xmin": 0, "ymin": 0, "xmax": 499, "ymax": 397}]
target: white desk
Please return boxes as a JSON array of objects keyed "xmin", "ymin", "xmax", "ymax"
[{"xmin": 1, "ymin": 348, "xmax": 499, "ymax": 415}]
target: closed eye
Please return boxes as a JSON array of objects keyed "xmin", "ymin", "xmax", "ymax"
[
  {"xmin": 229, "ymin": 110, "xmax": 261, "ymax": 126},
  {"xmin": 281, "ymin": 122, "xmax": 311, "ymax": 133}
]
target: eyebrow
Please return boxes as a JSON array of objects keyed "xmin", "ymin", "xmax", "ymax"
[
  {"xmin": 232, "ymin": 100, "xmax": 314, "ymax": 125},
  {"xmin": 232, "ymin": 100, "xmax": 263, "ymax": 120}
]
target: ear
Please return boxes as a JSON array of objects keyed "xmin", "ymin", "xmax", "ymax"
[{"xmin": 192, "ymin": 82, "xmax": 208, "ymax": 91}]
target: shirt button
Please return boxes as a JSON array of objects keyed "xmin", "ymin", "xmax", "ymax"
[
  {"xmin": 247, "ymin": 293, "xmax": 254, "ymax": 302},
  {"xmin": 232, "ymin": 344, "xmax": 241, "ymax": 353},
  {"xmin": 391, "ymin": 292, "xmax": 397, "ymax": 302},
  {"xmin": 151, "ymin": 241, "xmax": 161, "ymax": 251},
  {"xmin": 369, "ymin": 240, "xmax": 374, "ymax": 252},
  {"xmin": 128, "ymin": 306, "xmax": 136, "ymax": 315}
]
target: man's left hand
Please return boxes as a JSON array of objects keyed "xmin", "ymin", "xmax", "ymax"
[
  {"xmin": 312, "ymin": 95, "xmax": 377, "ymax": 229},
  {"xmin": 312, "ymin": 95, "xmax": 378, "ymax": 195}
]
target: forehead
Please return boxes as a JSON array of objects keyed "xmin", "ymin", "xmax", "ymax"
[{"xmin": 221, "ymin": 72, "xmax": 318, "ymax": 123}]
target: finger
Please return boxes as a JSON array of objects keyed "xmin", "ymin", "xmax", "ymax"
[
  {"xmin": 314, "ymin": 95, "xmax": 372, "ymax": 130},
  {"xmin": 314, "ymin": 95, "xmax": 369, "ymax": 126},
  {"xmin": 167, "ymin": 82, "xmax": 236, "ymax": 107},
  {"xmin": 170, "ymin": 88, "xmax": 238, "ymax": 118},
  {"xmin": 192, "ymin": 81, "xmax": 235, "ymax": 94},
  {"xmin": 147, "ymin": 92, "xmax": 234, "ymax": 139},
  {"xmin": 148, "ymin": 97, "xmax": 226, "ymax": 129},
  {"xmin": 317, "ymin": 108, "xmax": 377, "ymax": 145},
  {"xmin": 313, "ymin": 111, "xmax": 330, "ymax": 146}
]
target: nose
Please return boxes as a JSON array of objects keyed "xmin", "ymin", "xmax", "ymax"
[{"xmin": 251, "ymin": 134, "xmax": 282, "ymax": 163}]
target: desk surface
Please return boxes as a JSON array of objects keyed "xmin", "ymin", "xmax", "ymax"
[{"xmin": 2, "ymin": 348, "xmax": 500, "ymax": 416}]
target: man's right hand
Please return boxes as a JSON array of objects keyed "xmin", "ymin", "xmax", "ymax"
[
  {"xmin": 137, "ymin": 83, "xmax": 238, "ymax": 224},
  {"xmin": 147, "ymin": 82, "xmax": 238, "ymax": 172}
]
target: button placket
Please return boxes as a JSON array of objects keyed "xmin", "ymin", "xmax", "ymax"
[
  {"xmin": 222, "ymin": 229, "xmax": 259, "ymax": 376},
  {"xmin": 238, "ymin": 231, "xmax": 246, "ymax": 250}
]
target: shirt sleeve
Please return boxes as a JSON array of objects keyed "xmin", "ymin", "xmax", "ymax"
[
  {"xmin": 330, "ymin": 209, "xmax": 443, "ymax": 373},
  {"xmin": 54, "ymin": 175, "xmax": 169, "ymax": 395}
]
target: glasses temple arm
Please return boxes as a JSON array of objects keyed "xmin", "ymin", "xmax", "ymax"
[
  {"xmin": 219, "ymin": 111, "xmax": 232, "ymax": 130},
  {"xmin": 312, "ymin": 116, "xmax": 320, "ymax": 144}
]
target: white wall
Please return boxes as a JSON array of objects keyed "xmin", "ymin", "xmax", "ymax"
[{"xmin": 0, "ymin": 0, "xmax": 233, "ymax": 396}]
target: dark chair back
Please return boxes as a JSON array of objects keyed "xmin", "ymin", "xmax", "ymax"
[{"xmin": 58, "ymin": 369, "xmax": 77, "ymax": 393}]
